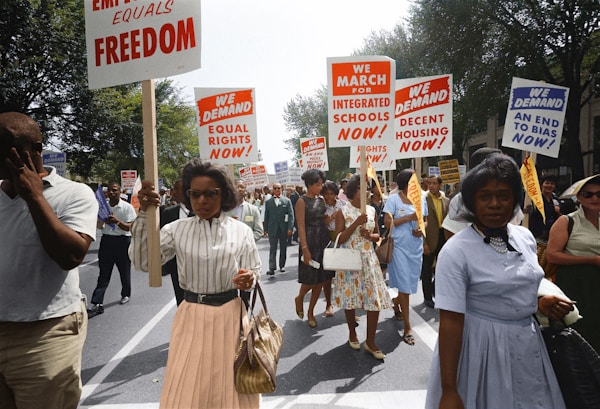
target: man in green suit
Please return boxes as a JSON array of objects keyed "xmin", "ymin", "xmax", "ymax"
[{"xmin": 263, "ymin": 183, "xmax": 294, "ymax": 275}]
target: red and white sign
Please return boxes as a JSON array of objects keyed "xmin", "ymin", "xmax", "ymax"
[
  {"xmin": 327, "ymin": 56, "xmax": 396, "ymax": 148},
  {"xmin": 239, "ymin": 165, "xmax": 267, "ymax": 190},
  {"xmin": 84, "ymin": 0, "xmax": 202, "ymax": 90},
  {"xmin": 349, "ymin": 145, "xmax": 396, "ymax": 171},
  {"xmin": 120, "ymin": 170, "xmax": 138, "ymax": 191},
  {"xmin": 393, "ymin": 74, "xmax": 453, "ymax": 159},
  {"xmin": 194, "ymin": 88, "xmax": 258, "ymax": 165},
  {"xmin": 300, "ymin": 137, "xmax": 329, "ymax": 171}
]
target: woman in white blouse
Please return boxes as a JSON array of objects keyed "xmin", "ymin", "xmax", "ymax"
[{"xmin": 130, "ymin": 159, "xmax": 261, "ymax": 409}]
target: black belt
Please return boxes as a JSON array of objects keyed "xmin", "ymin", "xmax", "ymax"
[{"xmin": 183, "ymin": 289, "xmax": 239, "ymax": 306}]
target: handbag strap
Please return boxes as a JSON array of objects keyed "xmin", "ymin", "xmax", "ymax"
[
  {"xmin": 247, "ymin": 282, "xmax": 270, "ymax": 317},
  {"xmin": 381, "ymin": 212, "xmax": 393, "ymax": 239}
]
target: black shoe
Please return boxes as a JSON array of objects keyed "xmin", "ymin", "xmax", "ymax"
[
  {"xmin": 424, "ymin": 300, "xmax": 435, "ymax": 308},
  {"xmin": 267, "ymin": 270, "xmax": 275, "ymax": 275},
  {"xmin": 87, "ymin": 304, "xmax": 104, "ymax": 316}
]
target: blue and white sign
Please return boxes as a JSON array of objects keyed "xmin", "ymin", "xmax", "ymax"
[
  {"xmin": 502, "ymin": 77, "xmax": 569, "ymax": 158},
  {"xmin": 42, "ymin": 151, "xmax": 67, "ymax": 177},
  {"xmin": 274, "ymin": 161, "xmax": 289, "ymax": 184}
]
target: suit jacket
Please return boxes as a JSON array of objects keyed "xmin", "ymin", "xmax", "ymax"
[
  {"xmin": 225, "ymin": 202, "xmax": 263, "ymax": 242},
  {"xmin": 159, "ymin": 205, "xmax": 192, "ymax": 275},
  {"xmin": 264, "ymin": 195, "xmax": 294, "ymax": 236},
  {"xmin": 424, "ymin": 192, "xmax": 449, "ymax": 251}
]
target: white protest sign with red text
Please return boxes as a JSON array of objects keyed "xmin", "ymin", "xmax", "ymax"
[
  {"xmin": 300, "ymin": 137, "xmax": 329, "ymax": 171},
  {"xmin": 327, "ymin": 56, "xmax": 395, "ymax": 148},
  {"xmin": 349, "ymin": 145, "xmax": 396, "ymax": 171},
  {"xmin": 195, "ymin": 88, "xmax": 258, "ymax": 165},
  {"xmin": 394, "ymin": 74, "xmax": 453, "ymax": 159},
  {"xmin": 502, "ymin": 78, "xmax": 568, "ymax": 158},
  {"xmin": 84, "ymin": 0, "xmax": 202, "ymax": 90}
]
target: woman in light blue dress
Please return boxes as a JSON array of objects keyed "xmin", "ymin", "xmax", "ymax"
[
  {"xmin": 383, "ymin": 169, "xmax": 427, "ymax": 346},
  {"xmin": 425, "ymin": 155, "xmax": 571, "ymax": 409}
]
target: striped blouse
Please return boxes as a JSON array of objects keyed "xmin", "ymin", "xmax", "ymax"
[{"xmin": 129, "ymin": 211, "xmax": 261, "ymax": 294}]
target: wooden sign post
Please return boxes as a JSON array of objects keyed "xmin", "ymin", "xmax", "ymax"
[{"xmin": 142, "ymin": 80, "xmax": 162, "ymax": 287}]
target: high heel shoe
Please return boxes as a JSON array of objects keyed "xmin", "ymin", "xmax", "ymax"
[
  {"xmin": 307, "ymin": 316, "xmax": 317, "ymax": 328},
  {"xmin": 363, "ymin": 343, "xmax": 385, "ymax": 360},
  {"xmin": 348, "ymin": 339, "xmax": 360, "ymax": 351},
  {"xmin": 294, "ymin": 296, "xmax": 304, "ymax": 319},
  {"xmin": 392, "ymin": 298, "xmax": 403, "ymax": 321}
]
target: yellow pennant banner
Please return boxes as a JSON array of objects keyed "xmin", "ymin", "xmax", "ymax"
[
  {"xmin": 520, "ymin": 156, "xmax": 545, "ymax": 223},
  {"xmin": 406, "ymin": 172, "xmax": 426, "ymax": 237},
  {"xmin": 366, "ymin": 156, "xmax": 383, "ymax": 197}
]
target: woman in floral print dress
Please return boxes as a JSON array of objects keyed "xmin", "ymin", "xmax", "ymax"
[{"xmin": 333, "ymin": 174, "xmax": 392, "ymax": 359}]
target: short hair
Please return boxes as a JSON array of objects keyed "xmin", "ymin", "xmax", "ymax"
[
  {"xmin": 540, "ymin": 174, "xmax": 558, "ymax": 184},
  {"xmin": 181, "ymin": 159, "xmax": 237, "ymax": 211},
  {"xmin": 470, "ymin": 147, "xmax": 502, "ymax": 169},
  {"xmin": 301, "ymin": 169, "xmax": 326, "ymax": 187},
  {"xmin": 429, "ymin": 175, "xmax": 443, "ymax": 184},
  {"xmin": 396, "ymin": 169, "xmax": 415, "ymax": 190},
  {"xmin": 344, "ymin": 174, "xmax": 361, "ymax": 199},
  {"xmin": 461, "ymin": 155, "xmax": 522, "ymax": 220},
  {"xmin": 321, "ymin": 180, "xmax": 339, "ymax": 196}
]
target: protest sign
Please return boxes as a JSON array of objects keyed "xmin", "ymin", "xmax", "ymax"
[
  {"xmin": 394, "ymin": 74, "xmax": 453, "ymax": 159},
  {"xmin": 288, "ymin": 167, "xmax": 303, "ymax": 185},
  {"xmin": 274, "ymin": 161, "xmax": 290, "ymax": 184},
  {"xmin": 438, "ymin": 159, "xmax": 461, "ymax": 184},
  {"xmin": 42, "ymin": 151, "xmax": 67, "ymax": 177},
  {"xmin": 349, "ymin": 145, "xmax": 396, "ymax": 171},
  {"xmin": 120, "ymin": 170, "xmax": 138, "ymax": 192},
  {"xmin": 300, "ymin": 137, "xmax": 329, "ymax": 171},
  {"xmin": 327, "ymin": 56, "xmax": 395, "ymax": 148},
  {"xmin": 84, "ymin": 0, "xmax": 202, "ymax": 89},
  {"xmin": 195, "ymin": 88, "xmax": 258, "ymax": 165},
  {"xmin": 520, "ymin": 156, "xmax": 545, "ymax": 224},
  {"xmin": 502, "ymin": 77, "xmax": 569, "ymax": 158},
  {"xmin": 407, "ymin": 173, "xmax": 426, "ymax": 237}
]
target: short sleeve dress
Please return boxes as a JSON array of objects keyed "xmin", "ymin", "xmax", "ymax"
[
  {"xmin": 383, "ymin": 192, "xmax": 428, "ymax": 294},
  {"xmin": 332, "ymin": 203, "xmax": 392, "ymax": 311},
  {"xmin": 298, "ymin": 195, "xmax": 331, "ymax": 284},
  {"xmin": 424, "ymin": 224, "xmax": 566, "ymax": 409}
]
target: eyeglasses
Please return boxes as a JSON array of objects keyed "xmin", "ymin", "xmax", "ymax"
[
  {"xmin": 579, "ymin": 190, "xmax": 600, "ymax": 199},
  {"xmin": 186, "ymin": 188, "xmax": 221, "ymax": 199},
  {"xmin": 272, "ymin": 187, "xmax": 281, "ymax": 190}
]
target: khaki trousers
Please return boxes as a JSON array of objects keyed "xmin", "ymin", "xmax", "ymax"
[{"xmin": 0, "ymin": 303, "xmax": 87, "ymax": 409}]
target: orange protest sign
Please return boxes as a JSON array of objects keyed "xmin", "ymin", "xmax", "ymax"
[
  {"xmin": 520, "ymin": 156, "xmax": 545, "ymax": 223},
  {"xmin": 406, "ymin": 173, "xmax": 426, "ymax": 237}
]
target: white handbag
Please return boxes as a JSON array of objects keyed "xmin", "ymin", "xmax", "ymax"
[{"xmin": 322, "ymin": 233, "xmax": 363, "ymax": 271}]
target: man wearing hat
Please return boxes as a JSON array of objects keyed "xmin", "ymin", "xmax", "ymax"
[{"xmin": 527, "ymin": 174, "xmax": 561, "ymax": 239}]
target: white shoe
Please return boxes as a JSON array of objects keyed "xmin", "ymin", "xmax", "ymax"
[{"xmin": 120, "ymin": 296, "xmax": 130, "ymax": 305}]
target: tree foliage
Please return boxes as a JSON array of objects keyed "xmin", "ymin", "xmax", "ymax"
[
  {"xmin": 408, "ymin": 0, "xmax": 600, "ymax": 178},
  {"xmin": 1, "ymin": 0, "xmax": 199, "ymax": 185}
]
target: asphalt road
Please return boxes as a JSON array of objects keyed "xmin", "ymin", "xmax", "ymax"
[{"xmin": 78, "ymin": 231, "xmax": 441, "ymax": 409}]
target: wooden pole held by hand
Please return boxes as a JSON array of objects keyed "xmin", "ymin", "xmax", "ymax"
[{"xmin": 142, "ymin": 79, "xmax": 162, "ymax": 287}]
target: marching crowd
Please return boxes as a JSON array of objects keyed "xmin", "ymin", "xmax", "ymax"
[{"xmin": 2, "ymin": 111, "xmax": 599, "ymax": 409}]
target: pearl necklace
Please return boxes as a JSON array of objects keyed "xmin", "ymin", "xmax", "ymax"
[{"xmin": 472, "ymin": 224, "xmax": 508, "ymax": 254}]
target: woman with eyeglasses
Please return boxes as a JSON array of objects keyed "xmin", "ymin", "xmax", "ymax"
[
  {"xmin": 546, "ymin": 174, "xmax": 600, "ymax": 353},
  {"xmin": 129, "ymin": 158, "xmax": 261, "ymax": 408}
]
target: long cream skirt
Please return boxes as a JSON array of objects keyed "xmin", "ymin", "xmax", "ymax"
[{"xmin": 160, "ymin": 297, "xmax": 260, "ymax": 409}]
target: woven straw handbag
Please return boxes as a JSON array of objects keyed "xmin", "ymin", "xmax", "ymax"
[{"xmin": 233, "ymin": 283, "xmax": 283, "ymax": 394}]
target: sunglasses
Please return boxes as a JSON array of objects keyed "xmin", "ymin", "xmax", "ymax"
[
  {"xmin": 186, "ymin": 188, "xmax": 221, "ymax": 199},
  {"xmin": 579, "ymin": 190, "xmax": 600, "ymax": 199}
]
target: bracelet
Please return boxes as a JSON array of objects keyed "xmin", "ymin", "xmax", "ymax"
[{"xmin": 302, "ymin": 245, "xmax": 308, "ymax": 250}]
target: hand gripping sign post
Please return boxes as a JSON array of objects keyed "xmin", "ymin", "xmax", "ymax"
[
  {"xmin": 85, "ymin": 0, "xmax": 202, "ymax": 286},
  {"xmin": 328, "ymin": 56, "xmax": 396, "ymax": 212}
]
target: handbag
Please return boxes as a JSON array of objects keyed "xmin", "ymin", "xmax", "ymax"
[
  {"xmin": 322, "ymin": 233, "xmax": 363, "ymax": 271},
  {"xmin": 233, "ymin": 283, "xmax": 283, "ymax": 394},
  {"xmin": 375, "ymin": 212, "xmax": 394, "ymax": 264},
  {"xmin": 539, "ymin": 321, "xmax": 600, "ymax": 409},
  {"xmin": 537, "ymin": 215, "xmax": 574, "ymax": 282}
]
